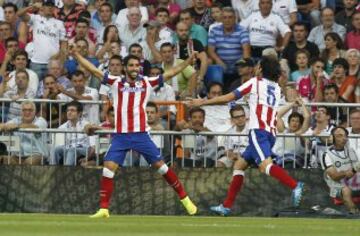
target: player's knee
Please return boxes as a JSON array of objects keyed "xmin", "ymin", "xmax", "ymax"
[
  {"xmin": 157, "ymin": 164, "xmax": 169, "ymax": 175},
  {"xmin": 342, "ymin": 187, "xmax": 352, "ymax": 198},
  {"xmin": 233, "ymin": 169, "xmax": 245, "ymax": 177}
]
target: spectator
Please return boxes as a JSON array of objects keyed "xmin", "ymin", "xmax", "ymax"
[
  {"xmin": 322, "ymin": 126, "xmax": 360, "ymax": 214},
  {"xmin": 57, "ymin": 70, "xmax": 100, "ymax": 124},
  {"xmin": 175, "ymin": 107, "xmax": 217, "ymax": 167},
  {"xmin": 17, "ymin": 1, "xmax": 67, "ymax": 81},
  {"xmin": 330, "ymin": 58, "xmax": 357, "ymax": 102},
  {"xmin": 240, "ymin": 0, "xmax": 291, "ymax": 59},
  {"xmin": 188, "ymin": 0, "xmax": 214, "ymax": 30},
  {"xmin": 308, "ymin": 7, "xmax": 347, "ymax": 51},
  {"xmin": 68, "ymin": 19, "xmax": 96, "ymax": 56},
  {"xmin": 290, "ymin": 49, "xmax": 311, "ymax": 82},
  {"xmin": 208, "ymin": 3, "xmax": 222, "ymax": 32},
  {"xmin": 345, "ymin": 48, "xmax": 360, "ymax": 79},
  {"xmin": 0, "ymin": 21, "xmax": 25, "ymax": 64},
  {"xmin": 320, "ymin": 32, "xmax": 346, "ymax": 75},
  {"xmin": 305, "ymin": 106, "xmax": 335, "ymax": 168},
  {"xmin": 0, "ymin": 101, "xmax": 48, "ymax": 165},
  {"xmin": 297, "ymin": 57, "xmax": 329, "ymax": 103},
  {"xmin": 229, "ymin": 58, "xmax": 255, "ymax": 92},
  {"xmin": 322, "ymin": 84, "xmax": 348, "ymax": 126},
  {"xmin": 335, "ymin": 0, "xmax": 357, "ymax": 32},
  {"xmin": 0, "ymin": 69, "xmax": 36, "ymax": 121},
  {"xmin": 150, "ymin": 0, "xmax": 181, "ymax": 28},
  {"xmin": 217, "ymin": 104, "xmax": 249, "ymax": 168},
  {"xmin": 208, "ymin": 7, "xmax": 251, "ymax": 89},
  {"xmin": 154, "ymin": 7, "xmax": 174, "ymax": 42},
  {"xmin": 282, "ymin": 22, "xmax": 320, "ymax": 72},
  {"xmin": 173, "ymin": 21, "xmax": 208, "ymax": 83},
  {"xmin": 40, "ymin": 74, "xmax": 64, "ymax": 128},
  {"xmin": 115, "ymin": 0, "xmax": 149, "ymax": 29},
  {"xmin": 54, "ymin": 0, "xmax": 85, "ymax": 38},
  {"xmin": 118, "ymin": 6, "xmax": 146, "ymax": 49},
  {"xmin": 347, "ymin": 109, "xmax": 360, "ymax": 153},
  {"xmin": 142, "ymin": 20, "xmax": 172, "ymax": 63},
  {"xmin": 37, "ymin": 59, "xmax": 72, "ymax": 97},
  {"xmin": 272, "ymin": 0, "xmax": 298, "ymax": 26},
  {"xmin": 178, "ymin": 9, "xmax": 208, "ymax": 47},
  {"xmin": 50, "ymin": 101, "xmax": 95, "ymax": 166},
  {"xmin": 91, "ymin": 1, "xmax": 116, "ymax": 36},
  {"xmin": 148, "ymin": 65, "xmax": 177, "ymax": 129},
  {"xmin": 3, "ymin": 2, "xmax": 26, "ymax": 39},
  {"xmin": 1, "ymin": 37, "xmax": 22, "ymax": 72},
  {"xmin": 231, "ymin": 0, "xmax": 258, "ymax": 21},
  {"xmin": 296, "ymin": 0, "xmax": 321, "ymax": 27},
  {"xmin": 128, "ymin": 43, "xmax": 151, "ymax": 76},
  {"xmin": 274, "ymin": 97, "xmax": 311, "ymax": 168},
  {"xmin": 1, "ymin": 49, "xmax": 39, "ymax": 94},
  {"xmin": 345, "ymin": 11, "xmax": 360, "ymax": 50},
  {"xmin": 65, "ymin": 38, "xmax": 99, "ymax": 76},
  {"xmin": 160, "ymin": 42, "xmax": 197, "ymax": 98},
  {"xmin": 202, "ymin": 82, "xmax": 232, "ymax": 132}
]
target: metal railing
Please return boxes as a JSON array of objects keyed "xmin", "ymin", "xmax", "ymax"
[{"xmin": 1, "ymin": 128, "xmax": 360, "ymax": 169}]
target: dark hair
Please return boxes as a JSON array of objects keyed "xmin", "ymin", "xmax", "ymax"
[
  {"xmin": 107, "ymin": 107, "xmax": 114, "ymax": 114},
  {"xmin": 66, "ymin": 100, "xmax": 83, "ymax": 113},
  {"xmin": 292, "ymin": 22, "xmax": 308, "ymax": 31},
  {"xmin": 317, "ymin": 106, "xmax": 330, "ymax": 116},
  {"xmin": 324, "ymin": 83, "xmax": 339, "ymax": 94},
  {"xmin": 5, "ymin": 37, "xmax": 17, "ymax": 47},
  {"xmin": 155, "ymin": 7, "xmax": 169, "ymax": 16},
  {"xmin": 146, "ymin": 101, "xmax": 158, "ymax": 112},
  {"xmin": 103, "ymin": 25, "xmax": 120, "ymax": 44},
  {"xmin": 331, "ymin": 126, "xmax": 349, "ymax": 145},
  {"xmin": 309, "ymin": 57, "xmax": 326, "ymax": 66},
  {"xmin": 13, "ymin": 49, "xmax": 28, "ymax": 61},
  {"xmin": 71, "ymin": 70, "xmax": 85, "ymax": 79},
  {"xmin": 189, "ymin": 107, "xmax": 205, "ymax": 118},
  {"xmin": 180, "ymin": 9, "xmax": 194, "ymax": 18},
  {"xmin": 230, "ymin": 104, "xmax": 245, "ymax": 118},
  {"xmin": 160, "ymin": 42, "xmax": 174, "ymax": 50},
  {"xmin": 207, "ymin": 81, "xmax": 223, "ymax": 93},
  {"xmin": 211, "ymin": 2, "xmax": 223, "ymax": 9},
  {"xmin": 288, "ymin": 112, "xmax": 304, "ymax": 126},
  {"xmin": 259, "ymin": 56, "xmax": 281, "ymax": 82},
  {"xmin": 15, "ymin": 69, "xmax": 29, "ymax": 80},
  {"xmin": 43, "ymin": 74, "xmax": 57, "ymax": 82},
  {"xmin": 332, "ymin": 57, "xmax": 349, "ymax": 73},
  {"xmin": 295, "ymin": 49, "xmax": 310, "ymax": 60},
  {"xmin": 123, "ymin": 54, "xmax": 141, "ymax": 66},
  {"xmin": 100, "ymin": 2, "xmax": 113, "ymax": 12},
  {"xmin": 3, "ymin": 3, "xmax": 18, "ymax": 12},
  {"xmin": 109, "ymin": 55, "xmax": 123, "ymax": 63},
  {"xmin": 76, "ymin": 18, "xmax": 90, "ymax": 26},
  {"xmin": 78, "ymin": 10, "xmax": 91, "ymax": 21},
  {"xmin": 129, "ymin": 43, "xmax": 143, "ymax": 51},
  {"xmin": 324, "ymin": 32, "xmax": 344, "ymax": 49}
]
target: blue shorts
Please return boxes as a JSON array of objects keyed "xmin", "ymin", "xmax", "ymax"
[
  {"xmin": 242, "ymin": 129, "xmax": 275, "ymax": 166},
  {"xmin": 104, "ymin": 132, "xmax": 163, "ymax": 166}
]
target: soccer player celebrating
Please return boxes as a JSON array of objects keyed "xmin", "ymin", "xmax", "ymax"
[
  {"xmin": 186, "ymin": 57, "xmax": 304, "ymax": 216},
  {"xmin": 70, "ymin": 46, "xmax": 198, "ymax": 218}
]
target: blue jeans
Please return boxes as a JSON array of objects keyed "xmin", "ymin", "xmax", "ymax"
[
  {"xmin": 52, "ymin": 146, "xmax": 89, "ymax": 166},
  {"xmin": 30, "ymin": 62, "xmax": 48, "ymax": 81}
]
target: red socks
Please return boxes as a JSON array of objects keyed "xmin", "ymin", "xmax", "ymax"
[
  {"xmin": 99, "ymin": 168, "xmax": 115, "ymax": 209},
  {"xmin": 161, "ymin": 167, "xmax": 187, "ymax": 199},
  {"xmin": 268, "ymin": 164, "xmax": 297, "ymax": 189},
  {"xmin": 223, "ymin": 171, "xmax": 244, "ymax": 208}
]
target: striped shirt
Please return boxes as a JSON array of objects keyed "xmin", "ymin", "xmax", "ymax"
[
  {"xmin": 208, "ymin": 24, "xmax": 250, "ymax": 73},
  {"xmin": 54, "ymin": 3, "xmax": 85, "ymax": 38},
  {"xmin": 233, "ymin": 77, "xmax": 281, "ymax": 135},
  {"xmin": 103, "ymin": 73, "xmax": 163, "ymax": 133}
]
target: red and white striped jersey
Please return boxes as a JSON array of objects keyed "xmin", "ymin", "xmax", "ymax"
[
  {"xmin": 233, "ymin": 77, "xmax": 281, "ymax": 135},
  {"xmin": 103, "ymin": 73, "xmax": 163, "ymax": 133}
]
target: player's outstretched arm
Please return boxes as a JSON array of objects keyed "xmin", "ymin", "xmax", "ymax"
[
  {"xmin": 70, "ymin": 45, "xmax": 104, "ymax": 80},
  {"xmin": 185, "ymin": 92, "xmax": 236, "ymax": 107},
  {"xmin": 162, "ymin": 52, "xmax": 198, "ymax": 82}
]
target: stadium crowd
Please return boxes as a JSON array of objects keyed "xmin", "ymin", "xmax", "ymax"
[{"xmin": 0, "ymin": 0, "xmax": 359, "ymax": 172}]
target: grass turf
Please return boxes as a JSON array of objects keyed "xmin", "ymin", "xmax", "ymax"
[{"xmin": 0, "ymin": 214, "xmax": 359, "ymax": 236}]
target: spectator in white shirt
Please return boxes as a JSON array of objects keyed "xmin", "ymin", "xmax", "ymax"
[
  {"xmin": 51, "ymin": 101, "xmax": 95, "ymax": 166},
  {"xmin": 347, "ymin": 109, "xmax": 360, "ymax": 153},
  {"xmin": 17, "ymin": 1, "xmax": 67, "ymax": 81},
  {"xmin": 115, "ymin": 0, "xmax": 149, "ymax": 30},
  {"xmin": 57, "ymin": 70, "xmax": 100, "ymax": 124}
]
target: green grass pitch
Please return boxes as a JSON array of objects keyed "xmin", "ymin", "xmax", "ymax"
[{"xmin": 0, "ymin": 214, "xmax": 359, "ymax": 236}]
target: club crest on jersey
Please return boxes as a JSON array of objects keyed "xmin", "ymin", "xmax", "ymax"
[{"xmin": 135, "ymin": 81, "xmax": 143, "ymax": 88}]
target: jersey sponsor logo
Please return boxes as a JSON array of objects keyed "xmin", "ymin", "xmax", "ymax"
[
  {"xmin": 120, "ymin": 87, "xmax": 145, "ymax": 93},
  {"xmin": 36, "ymin": 29, "xmax": 57, "ymax": 38}
]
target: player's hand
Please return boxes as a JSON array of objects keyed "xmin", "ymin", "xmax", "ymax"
[
  {"xmin": 32, "ymin": 2, "xmax": 43, "ymax": 10},
  {"xmin": 183, "ymin": 98, "xmax": 204, "ymax": 107},
  {"xmin": 345, "ymin": 169, "xmax": 355, "ymax": 179}
]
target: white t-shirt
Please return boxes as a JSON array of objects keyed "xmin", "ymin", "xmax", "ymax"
[
  {"xmin": 231, "ymin": 0, "xmax": 258, "ymax": 21},
  {"xmin": 29, "ymin": 14, "xmax": 66, "ymax": 64},
  {"xmin": 0, "ymin": 7, "xmax": 4, "ymax": 21},
  {"xmin": 115, "ymin": 6, "xmax": 149, "ymax": 29},
  {"xmin": 57, "ymin": 87, "xmax": 100, "ymax": 124},
  {"xmin": 240, "ymin": 11, "xmax": 291, "ymax": 47},
  {"xmin": 272, "ymin": 0, "xmax": 297, "ymax": 25},
  {"xmin": 7, "ymin": 69, "xmax": 39, "ymax": 94},
  {"xmin": 202, "ymin": 105, "xmax": 232, "ymax": 132}
]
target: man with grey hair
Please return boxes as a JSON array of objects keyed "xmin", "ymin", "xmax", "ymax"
[
  {"xmin": 115, "ymin": 0, "xmax": 148, "ymax": 29},
  {"xmin": 0, "ymin": 100, "xmax": 48, "ymax": 165},
  {"xmin": 118, "ymin": 6, "xmax": 146, "ymax": 49}
]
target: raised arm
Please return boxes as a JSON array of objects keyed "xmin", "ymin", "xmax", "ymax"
[
  {"xmin": 71, "ymin": 46, "xmax": 104, "ymax": 80},
  {"xmin": 295, "ymin": 99, "xmax": 311, "ymax": 135},
  {"xmin": 162, "ymin": 52, "xmax": 198, "ymax": 82},
  {"xmin": 17, "ymin": 3, "xmax": 41, "ymax": 22},
  {"xmin": 276, "ymin": 102, "xmax": 296, "ymax": 133},
  {"xmin": 186, "ymin": 92, "xmax": 236, "ymax": 107}
]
